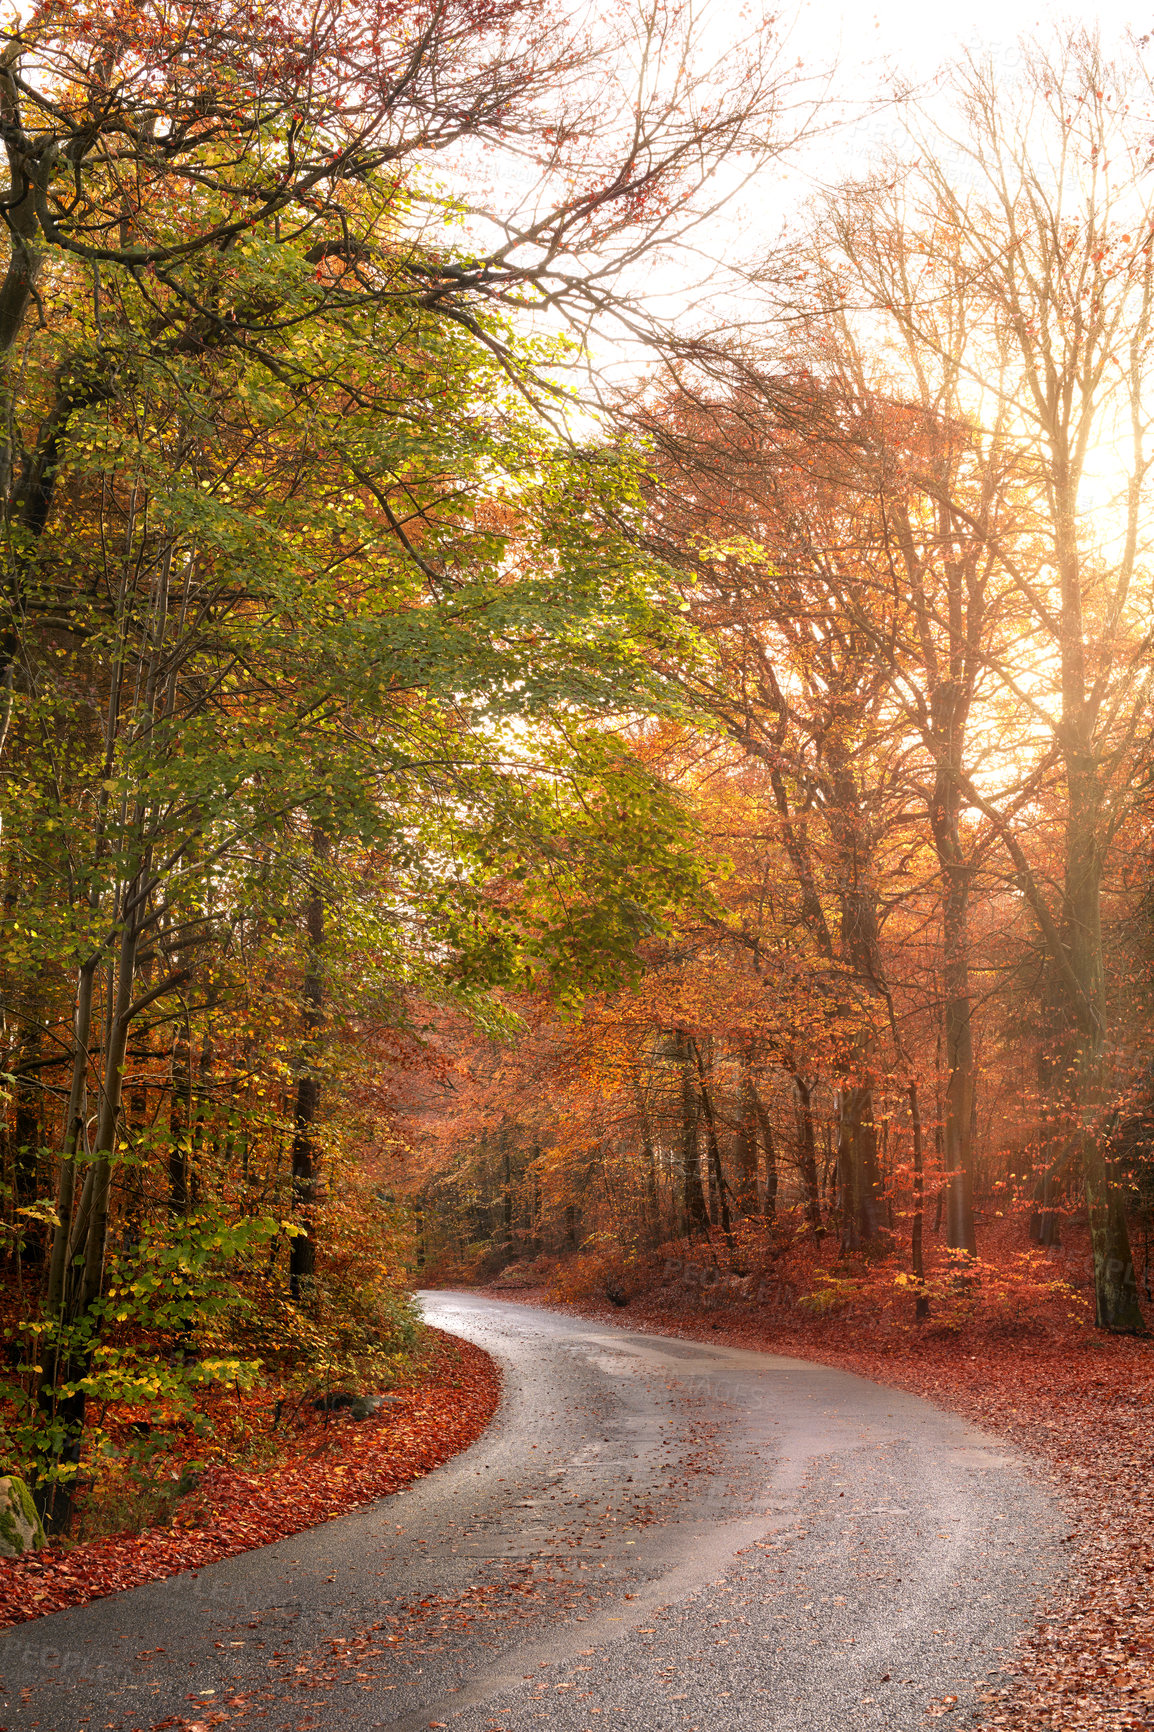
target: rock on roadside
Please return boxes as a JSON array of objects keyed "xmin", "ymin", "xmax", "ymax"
[
  {"xmin": 350, "ymin": 1393, "xmax": 405, "ymax": 1420},
  {"xmin": 0, "ymin": 1478, "xmax": 45, "ymax": 1559}
]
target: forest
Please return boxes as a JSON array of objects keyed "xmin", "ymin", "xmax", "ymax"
[
  {"xmin": 0, "ymin": 0, "xmax": 1152, "ymax": 1557},
  {"xmin": 410, "ymin": 48, "xmax": 1154, "ymax": 1339}
]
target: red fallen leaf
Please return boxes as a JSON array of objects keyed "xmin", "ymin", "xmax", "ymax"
[{"xmin": 0, "ymin": 1331, "xmax": 499, "ymax": 1630}]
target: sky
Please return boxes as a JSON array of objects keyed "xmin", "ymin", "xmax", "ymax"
[
  {"xmin": 790, "ymin": 0, "xmax": 1141, "ymax": 96},
  {"xmin": 765, "ymin": 0, "xmax": 1148, "ymax": 206},
  {"xmin": 444, "ymin": 0, "xmax": 1154, "ymax": 386},
  {"xmin": 605, "ymin": 0, "xmax": 1153, "ymax": 350}
]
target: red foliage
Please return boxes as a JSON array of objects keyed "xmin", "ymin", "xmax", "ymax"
[{"xmin": 0, "ymin": 1328, "xmax": 499, "ymax": 1630}]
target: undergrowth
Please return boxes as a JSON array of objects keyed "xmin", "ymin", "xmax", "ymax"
[{"xmin": 456, "ymin": 1210, "xmax": 1136, "ymax": 1346}]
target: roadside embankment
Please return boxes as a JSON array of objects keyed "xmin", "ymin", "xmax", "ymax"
[{"xmin": 0, "ymin": 1326, "xmax": 500, "ymax": 1629}]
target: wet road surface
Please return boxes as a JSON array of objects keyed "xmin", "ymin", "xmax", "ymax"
[{"xmin": 0, "ymin": 1293, "xmax": 1064, "ymax": 1731}]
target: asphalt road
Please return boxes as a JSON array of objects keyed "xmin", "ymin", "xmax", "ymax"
[{"xmin": 1, "ymin": 1293, "xmax": 1065, "ymax": 1732}]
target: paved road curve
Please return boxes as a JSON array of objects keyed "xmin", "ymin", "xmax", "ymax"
[{"xmin": 1, "ymin": 1294, "xmax": 1064, "ymax": 1732}]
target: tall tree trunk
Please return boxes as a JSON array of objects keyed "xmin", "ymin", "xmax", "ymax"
[
  {"xmin": 941, "ymin": 888, "xmax": 977, "ymax": 1254},
  {"xmin": 692, "ymin": 1040, "xmax": 733, "ymax": 1249},
  {"xmin": 1030, "ymin": 1010, "xmax": 1064, "ymax": 1249},
  {"xmin": 288, "ymin": 828, "xmax": 326, "ymax": 1300},
  {"xmin": 528, "ymin": 1151, "xmax": 541, "ymax": 1254},
  {"xmin": 191, "ymin": 1031, "xmax": 213, "ymax": 1206},
  {"xmin": 734, "ymin": 1050, "xmax": 760, "ymax": 1216},
  {"xmin": 169, "ymin": 1020, "xmax": 190, "ymax": 1216},
  {"xmin": 642, "ymin": 1133, "xmax": 660, "ymax": 1241},
  {"xmin": 631, "ymin": 1071, "xmax": 661, "ymax": 1240},
  {"xmin": 10, "ymin": 988, "xmax": 43, "ymax": 1265},
  {"xmin": 909, "ymin": 1081, "xmax": 929, "ymax": 1321},
  {"xmin": 1030, "ymin": 1164, "xmax": 1062, "ymax": 1249},
  {"xmin": 72, "ymin": 910, "xmax": 140, "ymax": 1318},
  {"xmin": 826, "ymin": 742, "xmax": 887, "ymax": 1250},
  {"xmin": 12, "ymin": 999, "xmax": 41, "ymax": 1206},
  {"xmin": 928, "ymin": 674, "xmax": 978, "ymax": 1256},
  {"xmin": 124, "ymin": 1072, "xmax": 148, "ymax": 1250},
  {"xmin": 1069, "ymin": 860, "xmax": 1143, "ymax": 1330},
  {"xmin": 794, "ymin": 1074, "xmax": 823, "ymax": 1236},
  {"xmin": 501, "ymin": 1125, "xmax": 514, "ymax": 1247},
  {"xmin": 1054, "ymin": 445, "xmax": 1142, "ymax": 1331},
  {"xmin": 38, "ymin": 900, "xmax": 143, "ymax": 1531},
  {"xmin": 45, "ymin": 961, "xmax": 97, "ymax": 1320},
  {"xmin": 677, "ymin": 1031, "xmax": 709, "ymax": 1239},
  {"xmin": 1064, "ymin": 680, "xmax": 1142, "ymax": 1328},
  {"xmin": 751, "ymin": 1080, "xmax": 778, "ymax": 1221},
  {"xmin": 837, "ymin": 1084, "xmax": 882, "ymax": 1250}
]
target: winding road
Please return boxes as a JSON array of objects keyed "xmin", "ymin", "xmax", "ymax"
[{"xmin": 1, "ymin": 1294, "xmax": 1065, "ymax": 1732}]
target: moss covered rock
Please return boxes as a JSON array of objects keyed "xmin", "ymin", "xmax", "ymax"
[{"xmin": 0, "ymin": 1475, "xmax": 46, "ymax": 1557}]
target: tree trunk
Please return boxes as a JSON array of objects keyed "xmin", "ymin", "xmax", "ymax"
[
  {"xmin": 12, "ymin": 1001, "xmax": 42, "ymax": 1207},
  {"xmin": 692, "ymin": 1040, "xmax": 733, "ymax": 1249},
  {"xmin": 501, "ymin": 1127, "xmax": 514, "ymax": 1246},
  {"xmin": 837, "ymin": 1084, "xmax": 883, "ymax": 1250},
  {"xmin": 794, "ymin": 1075, "xmax": 823, "ymax": 1236},
  {"xmin": 941, "ymin": 898, "xmax": 977, "ymax": 1252},
  {"xmin": 928, "ymin": 674, "xmax": 978, "ymax": 1256},
  {"xmin": 1065, "ymin": 764, "xmax": 1143, "ymax": 1330},
  {"xmin": 169, "ymin": 1021, "xmax": 190, "ymax": 1216},
  {"xmin": 735, "ymin": 1051, "xmax": 760, "ymax": 1216},
  {"xmin": 678, "ymin": 1031, "xmax": 709, "ymax": 1239},
  {"xmin": 825, "ymin": 738, "xmax": 888, "ymax": 1250},
  {"xmin": 10, "ymin": 989, "xmax": 43, "ymax": 1265},
  {"xmin": 1080, "ymin": 1106, "xmax": 1141, "ymax": 1334},
  {"xmin": 38, "ymin": 904, "xmax": 142, "ymax": 1531},
  {"xmin": 909, "ymin": 1081, "xmax": 929, "ymax": 1320},
  {"xmin": 1030, "ymin": 1179, "xmax": 1062, "ymax": 1246},
  {"xmin": 73, "ymin": 913, "xmax": 140, "ymax": 1317},
  {"xmin": 45, "ymin": 961, "xmax": 97, "ymax": 1320},
  {"xmin": 1028, "ymin": 999, "xmax": 1062, "ymax": 1248},
  {"xmin": 642, "ymin": 1133, "xmax": 660, "ymax": 1241},
  {"xmin": 288, "ymin": 828, "xmax": 327, "ymax": 1300},
  {"xmin": 751, "ymin": 1079, "xmax": 778, "ymax": 1221},
  {"xmin": 1049, "ymin": 412, "xmax": 1140, "ymax": 1330}
]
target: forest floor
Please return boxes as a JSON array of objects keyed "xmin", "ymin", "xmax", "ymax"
[
  {"xmin": 0, "ymin": 1326, "xmax": 500, "ymax": 1631},
  {"xmin": 470, "ymin": 1261, "xmax": 1154, "ymax": 1732}
]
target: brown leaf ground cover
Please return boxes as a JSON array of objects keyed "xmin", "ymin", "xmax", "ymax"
[
  {"xmin": 486, "ymin": 1269, "xmax": 1154, "ymax": 1732},
  {"xmin": 0, "ymin": 1327, "xmax": 500, "ymax": 1630}
]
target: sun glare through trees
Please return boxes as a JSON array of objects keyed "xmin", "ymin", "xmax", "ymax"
[{"xmin": 0, "ymin": 3, "xmax": 1152, "ymax": 1726}]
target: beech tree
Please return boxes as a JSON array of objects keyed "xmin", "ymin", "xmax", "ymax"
[
  {"xmin": 403, "ymin": 33, "xmax": 1154, "ymax": 1345},
  {"xmin": 613, "ymin": 32, "xmax": 1153, "ymax": 1327},
  {"xmin": 793, "ymin": 36, "xmax": 1154, "ymax": 1331},
  {"xmin": 631, "ymin": 386, "xmax": 911, "ymax": 1252},
  {"xmin": 634, "ymin": 361, "xmax": 1031, "ymax": 1257},
  {"xmin": 0, "ymin": 0, "xmax": 817, "ymax": 1519}
]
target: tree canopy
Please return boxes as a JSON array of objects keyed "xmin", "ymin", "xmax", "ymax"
[{"xmin": 1, "ymin": 12, "xmax": 1153, "ymax": 1547}]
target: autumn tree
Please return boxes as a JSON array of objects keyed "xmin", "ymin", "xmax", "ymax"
[
  {"xmin": 404, "ymin": 31, "xmax": 1154, "ymax": 1342},
  {"xmin": 792, "ymin": 35, "xmax": 1154, "ymax": 1331},
  {"xmin": 614, "ymin": 30, "xmax": 1154, "ymax": 1328},
  {"xmin": 631, "ymin": 383, "xmax": 922, "ymax": 1253},
  {"xmin": 0, "ymin": 0, "xmax": 819, "ymax": 1518}
]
